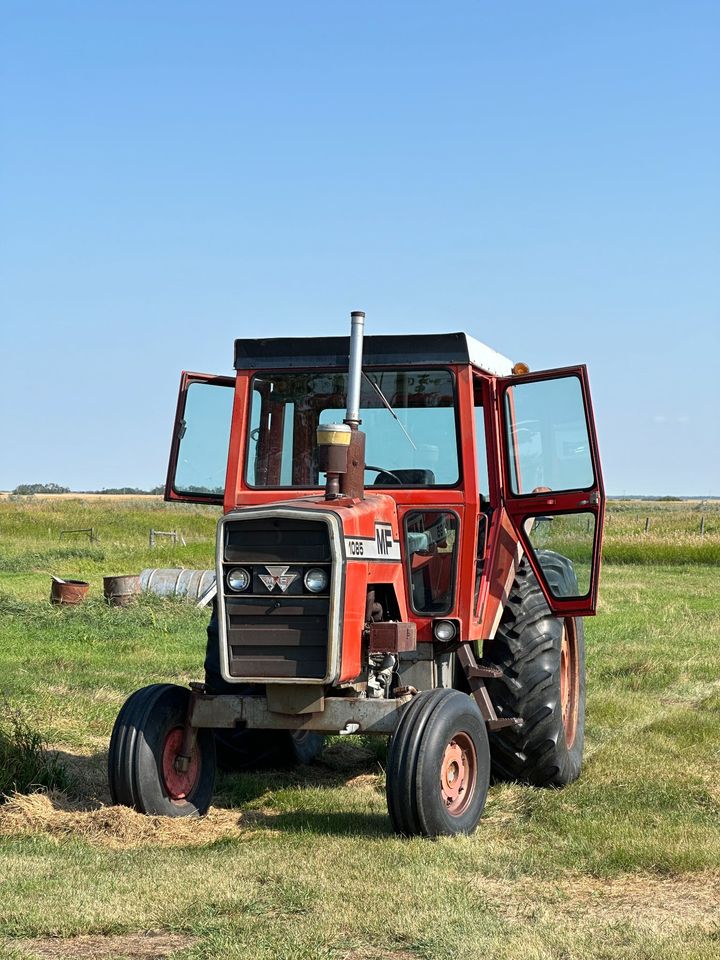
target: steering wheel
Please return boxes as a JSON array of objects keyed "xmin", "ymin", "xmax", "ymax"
[{"xmin": 365, "ymin": 464, "xmax": 403, "ymax": 485}]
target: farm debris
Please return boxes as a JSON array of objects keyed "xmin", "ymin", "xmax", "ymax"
[
  {"xmin": 103, "ymin": 574, "xmax": 141, "ymax": 606},
  {"xmin": 140, "ymin": 568, "xmax": 215, "ymax": 604},
  {"xmin": 49, "ymin": 578, "xmax": 89, "ymax": 605}
]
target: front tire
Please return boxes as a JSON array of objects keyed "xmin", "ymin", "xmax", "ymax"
[
  {"xmin": 386, "ymin": 689, "xmax": 490, "ymax": 837},
  {"xmin": 108, "ymin": 684, "xmax": 216, "ymax": 817},
  {"xmin": 483, "ymin": 554, "xmax": 586, "ymax": 787}
]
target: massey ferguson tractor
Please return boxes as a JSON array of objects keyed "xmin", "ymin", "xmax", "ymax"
[{"xmin": 109, "ymin": 312, "xmax": 604, "ymax": 837}]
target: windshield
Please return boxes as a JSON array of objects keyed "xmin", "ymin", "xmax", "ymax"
[{"xmin": 247, "ymin": 369, "xmax": 459, "ymax": 487}]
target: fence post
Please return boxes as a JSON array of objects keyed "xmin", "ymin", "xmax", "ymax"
[
  {"xmin": 700, "ymin": 516, "xmax": 705, "ymax": 537},
  {"xmin": 644, "ymin": 517, "xmax": 650, "ymax": 533}
]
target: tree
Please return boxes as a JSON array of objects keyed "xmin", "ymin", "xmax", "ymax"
[{"xmin": 12, "ymin": 482, "xmax": 70, "ymax": 495}]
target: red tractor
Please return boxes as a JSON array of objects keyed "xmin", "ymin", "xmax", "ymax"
[{"xmin": 109, "ymin": 312, "xmax": 604, "ymax": 837}]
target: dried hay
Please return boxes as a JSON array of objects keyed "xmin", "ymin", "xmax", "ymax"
[
  {"xmin": 345, "ymin": 773, "xmax": 383, "ymax": 791},
  {"xmin": 0, "ymin": 790, "xmax": 274, "ymax": 848}
]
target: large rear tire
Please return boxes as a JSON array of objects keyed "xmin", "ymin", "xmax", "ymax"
[
  {"xmin": 483, "ymin": 553, "xmax": 585, "ymax": 787},
  {"xmin": 108, "ymin": 684, "xmax": 216, "ymax": 816},
  {"xmin": 386, "ymin": 689, "xmax": 490, "ymax": 837}
]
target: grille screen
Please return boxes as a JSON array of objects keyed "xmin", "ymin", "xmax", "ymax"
[{"xmin": 222, "ymin": 517, "xmax": 332, "ymax": 680}]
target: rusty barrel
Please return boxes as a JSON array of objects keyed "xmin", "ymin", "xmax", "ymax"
[
  {"xmin": 50, "ymin": 579, "xmax": 89, "ymax": 605},
  {"xmin": 103, "ymin": 574, "xmax": 141, "ymax": 606},
  {"xmin": 140, "ymin": 568, "xmax": 215, "ymax": 601}
]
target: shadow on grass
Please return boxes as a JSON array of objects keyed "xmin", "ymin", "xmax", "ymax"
[
  {"xmin": 46, "ymin": 738, "xmax": 388, "ymax": 826},
  {"xmin": 234, "ymin": 808, "xmax": 394, "ymax": 837}
]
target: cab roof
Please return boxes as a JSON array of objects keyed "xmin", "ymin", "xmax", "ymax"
[{"xmin": 234, "ymin": 332, "xmax": 513, "ymax": 377}]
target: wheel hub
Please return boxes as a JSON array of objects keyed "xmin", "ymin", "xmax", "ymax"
[
  {"xmin": 440, "ymin": 733, "xmax": 477, "ymax": 816},
  {"xmin": 161, "ymin": 727, "xmax": 200, "ymax": 801}
]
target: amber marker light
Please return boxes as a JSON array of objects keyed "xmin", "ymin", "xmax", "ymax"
[{"xmin": 512, "ymin": 361, "xmax": 530, "ymax": 375}]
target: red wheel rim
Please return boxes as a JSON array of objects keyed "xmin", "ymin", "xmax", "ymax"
[
  {"xmin": 440, "ymin": 732, "xmax": 477, "ymax": 816},
  {"xmin": 560, "ymin": 619, "xmax": 580, "ymax": 749},
  {"xmin": 161, "ymin": 727, "xmax": 200, "ymax": 802}
]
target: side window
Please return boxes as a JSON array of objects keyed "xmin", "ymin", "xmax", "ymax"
[
  {"xmin": 404, "ymin": 511, "xmax": 459, "ymax": 615},
  {"xmin": 524, "ymin": 512, "xmax": 596, "ymax": 598},
  {"xmin": 170, "ymin": 379, "xmax": 234, "ymax": 499},
  {"xmin": 504, "ymin": 376, "xmax": 594, "ymax": 494},
  {"xmin": 473, "ymin": 378, "xmax": 490, "ymax": 497}
]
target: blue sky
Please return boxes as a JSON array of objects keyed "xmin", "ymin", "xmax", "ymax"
[{"xmin": 1, "ymin": 1, "xmax": 718, "ymax": 495}]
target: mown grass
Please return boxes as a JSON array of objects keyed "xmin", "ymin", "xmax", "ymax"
[{"xmin": 0, "ymin": 497, "xmax": 718, "ymax": 959}]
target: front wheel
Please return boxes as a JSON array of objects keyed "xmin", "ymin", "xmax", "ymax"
[
  {"xmin": 108, "ymin": 684, "xmax": 216, "ymax": 817},
  {"xmin": 386, "ymin": 689, "xmax": 490, "ymax": 837}
]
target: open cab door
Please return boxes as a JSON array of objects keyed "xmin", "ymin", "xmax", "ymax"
[
  {"xmin": 165, "ymin": 372, "xmax": 235, "ymax": 505},
  {"xmin": 498, "ymin": 365, "xmax": 605, "ymax": 616}
]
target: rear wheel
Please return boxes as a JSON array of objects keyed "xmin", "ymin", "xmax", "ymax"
[
  {"xmin": 483, "ymin": 554, "xmax": 586, "ymax": 786},
  {"xmin": 108, "ymin": 684, "xmax": 216, "ymax": 816},
  {"xmin": 386, "ymin": 689, "xmax": 490, "ymax": 837}
]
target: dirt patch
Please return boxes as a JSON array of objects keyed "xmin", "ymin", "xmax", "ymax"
[
  {"xmin": 13, "ymin": 931, "xmax": 194, "ymax": 959},
  {"xmin": 572, "ymin": 872, "xmax": 720, "ymax": 932},
  {"xmin": 0, "ymin": 791, "xmax": 276, "ymax": 848},
  {"xmin": 477, "ymin": 872, "xmax": 720, "ymax": 933},
  {"xmin": 340, "ymin": 951, "xmax": 418, "ymax": 960}
]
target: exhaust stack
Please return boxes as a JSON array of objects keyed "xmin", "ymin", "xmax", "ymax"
[
  {"xmin": 341, "ymin": 311, "xmax": 367, "ymax": 499},
  {"xmin": 317, "ymin": 310, "xmax": 367, "ymax": 501},
  {"xmin": 344, "ymin": 311, "xmax": 365, "ymax": 427}
]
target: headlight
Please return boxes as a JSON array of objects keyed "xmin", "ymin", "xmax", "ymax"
[
  {"xmin": 304, "ymin": 567, "xmax": 329, "ymax": 593},
  {"xmin": 433, "ymin": 619, "xmax": 457, "ymax": 642},
  {"xmin": 227, "ymin": 567, "xmax": 251, "ymax": 592}
]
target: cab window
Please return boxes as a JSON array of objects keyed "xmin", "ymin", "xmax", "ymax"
[
  {"xmin": 404, "ymin": 511, "xmax": 459, "ymax": 614},
  {"xmin": 247, "ymin": 369, "xmax": 459, "ymax": 488}
]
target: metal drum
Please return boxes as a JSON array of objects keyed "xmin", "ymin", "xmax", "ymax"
[
  {"xmin": 50, "ymin": 579, "xmax": 89, "ymax": 605},
  {"xmin": 103, "ymin": 574, "xmax": 142, "ymax": 606},
  {"xmin": 140, "ymin": 568, "xmax": 215, "ymax": 602}
]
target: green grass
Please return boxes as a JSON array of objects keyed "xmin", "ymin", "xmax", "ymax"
[
  {"xmin": 0, "ymin": 497, "xmax": 719, "ymax": 959},
  {"xmin": 0, "ymin": 703, "xmax": 71, "ymax": 797}
]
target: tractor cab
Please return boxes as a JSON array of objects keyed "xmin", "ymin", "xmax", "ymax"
[{"xmin": 110, "ymin": 312, "xmax": 605, "ymax": 837}]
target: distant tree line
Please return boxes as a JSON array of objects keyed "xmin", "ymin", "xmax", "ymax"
[
  {"xmin": 12, "ymin": 483, "xmax": 164, "ymax": 495},
  {"xmin": 12, "ymin": 483, "xmax": 70, "ymax": 495}
]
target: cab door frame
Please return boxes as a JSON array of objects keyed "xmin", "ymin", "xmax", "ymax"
[
  {"xmin": 165, "ymin": 371, "xmax": 236, "ymax": 505},
  {"xmin": 496, "ymin": 364, "xmax": 605, "ymax": 617}
]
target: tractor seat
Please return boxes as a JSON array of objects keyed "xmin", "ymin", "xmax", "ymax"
[{"xmin": 372, "ymin": 469, "xmax": 436, "ymax": 486}]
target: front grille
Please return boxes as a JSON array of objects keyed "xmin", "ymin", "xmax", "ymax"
[{"xmin": 220, "ymin": 515, "xmax": 333, "ymax": 681}]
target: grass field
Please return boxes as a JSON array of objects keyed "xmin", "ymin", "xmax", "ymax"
[{"xmin": 0, "ymin": 497, "xmax": 718, "ymax": 959}]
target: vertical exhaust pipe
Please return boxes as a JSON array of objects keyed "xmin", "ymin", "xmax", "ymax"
[
  {"xmin": 317, "ymin": 310, "xmax": 367, "ymax": 500},
  {"xmin": 341, "ymin": 311, "xmax": 366, "ymax": 498},
  {"xmin": 344, "ymin": 311, "xmax": 365, "ymax": 428}
]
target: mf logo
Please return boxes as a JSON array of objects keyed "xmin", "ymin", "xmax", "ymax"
[
  {"xmin": 258, "ymin": 565, "xmax": 298, "ymax": 593},
  {"xmin": 375, "ymin": 523, "xmax": 394, "ymax": 556}
]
